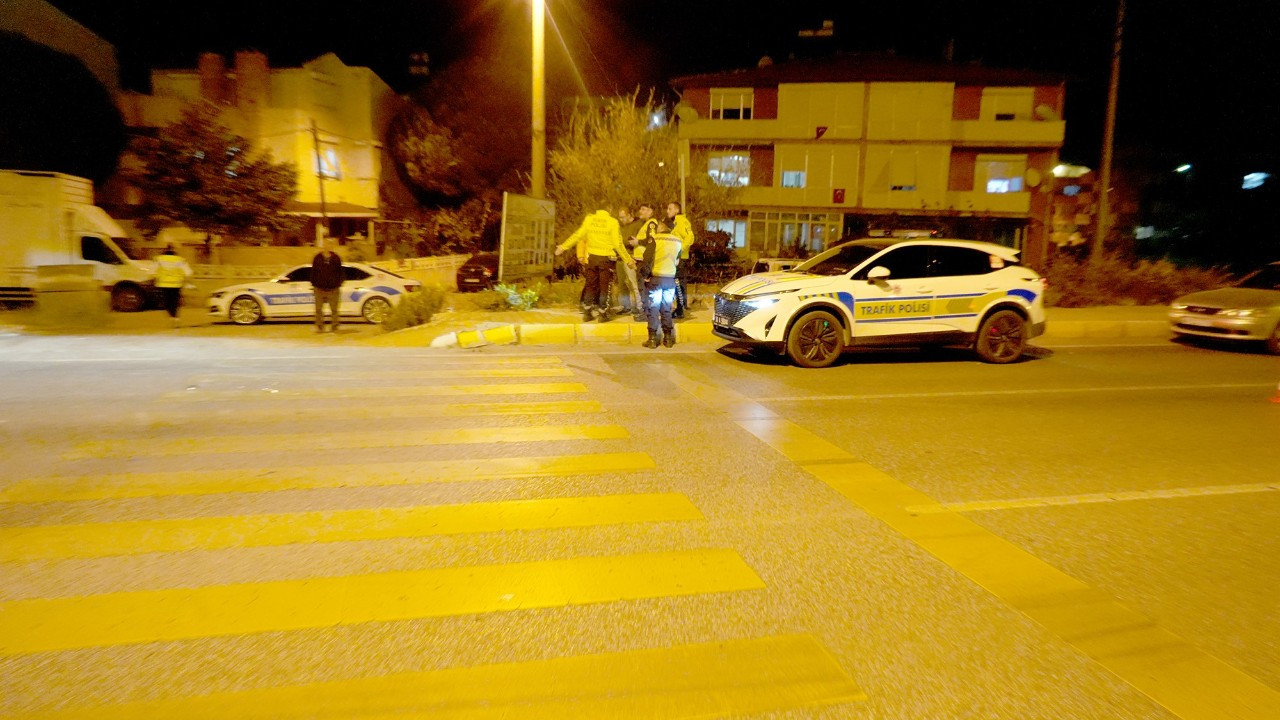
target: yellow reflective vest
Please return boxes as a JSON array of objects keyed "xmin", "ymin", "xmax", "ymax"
[
  {"xmin": 668, "ymin": 213, "xmax": 694, "ymax": 259},
  {"xmin": 154, "ymin": 253, "xmax": 191, "ymax": 288},
  {"xmin": 558, "ymin": 210, "xmax": 631, "ymax": 261},
  {"xmin": 648, "ymin": 233, "xmax": 683, "ymax": 277}
]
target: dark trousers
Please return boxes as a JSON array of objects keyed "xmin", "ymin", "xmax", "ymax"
[
  {"xmin": 313, "ymin": 288, "xmax": 341, "ymax": 329},
  {"xmin": 673, "ymin": 261, "xmax": 687, "ymax": 316},
  {"xmin": 160, "ymin": 287, "xmax": 181, "ymax": 318},
  {"xmin": 583, "ymin": 255, "xmax": 614, "ymax": 311},
  {"xmin": 646, "ymin": 276, "xmax": 676, "ymax": 335}
]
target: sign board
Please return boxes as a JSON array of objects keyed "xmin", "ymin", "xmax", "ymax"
[
  {"xmin": 832, "ymin": 188, "xmax": 846, "ymax": 204},
  {"xmin": 498, "ymin": 192, "xmax": 555, "ymax": 283}
]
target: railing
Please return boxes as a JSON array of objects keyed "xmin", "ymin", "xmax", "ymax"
[{"xmin": 189, "ymin": 254, "xmax": 472, "ymax": 282}]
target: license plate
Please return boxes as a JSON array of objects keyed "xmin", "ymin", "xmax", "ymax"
[
  {"xmin": 1182, "ymin": 317, "xmax": 1213, "ymax": 327},
  {"xmin": 462, "ymin": 278, "xmax": 480, "ymax": 284},
  {"xmin": 713, "ymin": 314, "xmax": 728, "ymax": 326}
]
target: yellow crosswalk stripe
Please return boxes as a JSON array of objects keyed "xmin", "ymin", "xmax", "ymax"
[
  {"xmin": 188, "ymin": 367, "xmax": 575, "ymax": 383},
  {"xmin": 10, "ymin": 634, "xmax": 864, "ymax": 719},
  {"xmin": 0, "ymin": 493, "xmax": 703, "ymax": 561},
  {"xmin": 0, "ymin": 452, "xmax": 656, "ymax": 503},
  {"xmin": 112, "ymin": 401, "xmax": 604, "ymax": 429},
  {"xmin": 66, "ymin": 424, "xmax": 628, "ymax": 459},
  {"xmin": 0, "ymin": 549, "xmax": 765, "ymax": 656},
  {"xmin": 160, "ymin": 382, "xmax": 588, "ymax": 401}
]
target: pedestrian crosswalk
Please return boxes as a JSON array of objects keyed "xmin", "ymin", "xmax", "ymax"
[{"xmin": 0, "ymin": 355, "xmax": 863, "ymax": 717}]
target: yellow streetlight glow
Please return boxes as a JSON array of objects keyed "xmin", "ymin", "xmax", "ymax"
[{"xmin": 531, "ymin": 0, "xmax": 546, "ymax": 199}]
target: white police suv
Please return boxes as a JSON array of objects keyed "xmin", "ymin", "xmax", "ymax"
[
  {"xmin": 713, "ymin": 238, "xmax": 1047, "ymax": 367},
  {"xmin": 209, "ymin": 262, "xmax": 421, "ymax": 325}
]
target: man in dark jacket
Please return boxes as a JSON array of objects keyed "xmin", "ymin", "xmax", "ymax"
[{"xmin": 311, "ymin": 238, "xmax": 344, "ymax": 332}]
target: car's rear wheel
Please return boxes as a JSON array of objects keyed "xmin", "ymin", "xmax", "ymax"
[
  {"xmin": 975, "ymin": 309, "xmax": 1026, "ymax": 363},
  {"xmin": 1266, "ymin": 321, "xmax": 1280, "ymax": 355},
  {"xmin": 229, "ymin": 295, "xmax": 264, "ymax": 325},
  {"xmin": 362, "ymin": 296, "xmax": 392, "ymax": 324},
  {"xmin": 110, "ymin": 284, "xmax": 146, "ymax": 313},
  {"xmin": 786, "ymin": 310, "xmax": 843, "ymax": 368}
]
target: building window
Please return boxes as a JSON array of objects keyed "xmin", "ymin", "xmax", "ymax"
[
  {"xmin": 980, "ymin": 88, "xmax": 1034, "ymax": 122},
  {"xmin": 747, "ymin": 211, "xmax": 843, "ymax": 254},
  {"xmin": 979, "ymin": 154, "xmax": 1027, "ymax": 194},
  {"xmin": 706, "ymin": 218, "xmax": 747, "ymax": 248},
  {"xmin": 707, "ymin": 153, "xmax": 750, "ymax": 187},
  {"xmin": 710, "ymin": 88, "xmax": 753, "ymax": 120},
  {"xmin": 316, "ymin": 148, "xmax": 342, "ymax": 179},
  {"xmin": 781, "ymin": 170, "xmax": 806, "ymax": 188}
]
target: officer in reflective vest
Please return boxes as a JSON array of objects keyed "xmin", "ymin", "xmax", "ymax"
[
  {"xmin": 641, "ymin": 231, "xmax": 682, "ymax": 348},
  {"xmin": 556, "ymin": 208, "xmax": 635, "ymax": 322},
  {"xmin": 154, "ymin": 245, "xmax": 191, "ymax": 328},
  {"xmin": 665, "ymin": 202, "xmax": 694, "ymax": 317}
]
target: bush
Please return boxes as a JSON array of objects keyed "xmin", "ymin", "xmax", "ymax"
[
  {"xmin": 381, "ymin": 285, "xmax": 447, "ymax": 330},
  {"xmin": 473, "ymin": 283, "xmax": 540, "ymax": 311},
  {"xmin": 1046, "ymin": 253, "xmax": 1234, "ymax": 307}
]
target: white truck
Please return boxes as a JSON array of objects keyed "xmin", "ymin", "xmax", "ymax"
[{"xmin": 0, "ymin": 170, "xmax": 155, "ymax": 311}]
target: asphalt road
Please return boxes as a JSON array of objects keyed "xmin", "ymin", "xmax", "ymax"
[{"xmin": 0, "ymin": 330, "xmax": 1276, "ymax": 719}]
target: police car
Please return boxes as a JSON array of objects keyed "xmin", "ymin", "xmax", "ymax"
[
  {"xmin": 208, "ymin": 262, "xmax": 421, "ymax": 325},
  {"xmin": 713, "ymin": 238, "xmax": 1047, "ymax": 367}
]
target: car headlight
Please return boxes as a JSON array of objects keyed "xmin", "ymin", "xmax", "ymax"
[
  {"xmin": 209, "ymin": 291, "xmax": 225, "ymax": 300},
  {"xmin": 1219, "ymin": 308, "xmax": 1263, "ymax": 317},
  {"xmin": 1170, "ymin": 303, "xmax": 1188, "ymax": 311},
  {"xmin": 744, "ymin": 296, "xmax": 780, "ymax": 309}
]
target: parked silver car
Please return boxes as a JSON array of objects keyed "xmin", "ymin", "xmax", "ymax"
[{"xmin": 1169, "ymin": 262, "xmax": 1280, "ymax": 354}]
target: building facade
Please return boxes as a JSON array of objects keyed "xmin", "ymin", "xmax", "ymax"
[
  {"xmin": 673, "ymin": 55, "xmax": 1066, "ymax": 268},
  {"xmin": 116, "ymin": 51, "xmax": 411, "ymax": 244}
]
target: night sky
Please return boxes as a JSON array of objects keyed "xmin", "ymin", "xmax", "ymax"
[{"xmin": 43, "ymin": 0, "xmax": 1280, "ymax": 167}]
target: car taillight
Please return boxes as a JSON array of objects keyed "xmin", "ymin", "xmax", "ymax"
[
  {"xmin": 482, "ymin": 269, "xmax": 493, "ymax": 277},
  {"xmin": 405, "ymin": 285, "xmax": 419, "ymax": 292}
]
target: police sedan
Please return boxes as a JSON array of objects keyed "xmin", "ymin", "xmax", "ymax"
[{"xmin": 208, "ymin": 262, "xmax": 421, "ymax": 325}]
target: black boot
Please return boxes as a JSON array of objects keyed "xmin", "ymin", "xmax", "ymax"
[
  {"xmin": 643, "ymin": 331, "xmax": 660, "ymax": 349},
  {"xmin": 662, "ymin": 331, "xmax": 676, "ymax": 348}
]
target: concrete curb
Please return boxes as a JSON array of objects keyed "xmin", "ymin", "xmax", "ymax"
[{"xmin": 370, "ymin": 317, "xmax": 1173, "ymax": 347}]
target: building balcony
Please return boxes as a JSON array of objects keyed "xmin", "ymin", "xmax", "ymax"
[
  {"xmin": 942, "ymin": 191, "xmax": 1031, "ymax": 214},
  {"xmin": 951, "ymin": 120, "xmax": 1065, "ymax": 147},
  {"xmin": 728, "ymin": 186, "xmax": 1033, "ymax": 215}
]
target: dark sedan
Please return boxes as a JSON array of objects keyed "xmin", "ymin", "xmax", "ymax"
[{"xmin": 456, "ymin": 253, "xmax": 499, "ymax": 292}]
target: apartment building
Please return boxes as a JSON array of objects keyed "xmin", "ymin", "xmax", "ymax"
[
  {"xmin": 116, "ymin": 51, "xmax": 410, "ymax": 243},
  {"xmin": 672, "ymin": 54, "xmax": 1065, "ymax": 267}
]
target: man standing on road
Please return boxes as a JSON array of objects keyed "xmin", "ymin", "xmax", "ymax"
[
  {"xmin": 556, "ymin": 207, "xmax": 635, "ymax": 322},
  {"xmin": 665, "ymin": 202, "xmax": 694, "ymax": 318},
  {"xmin": 311, "ymin": 238, "xmax": 344, "ymax": 333},
  {"xmin": 642, "ymin": 230, "xmax": 683, "ymax": 348},
  {"xmin": 154, "ymin": 245, "xmax": 191, "ymax": 328}
]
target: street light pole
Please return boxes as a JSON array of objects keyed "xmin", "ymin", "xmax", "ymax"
[
  {"xmin": 1092, "ymin": 0, "xmax": 1125, "ymax": 265},
  {"xmin": 530, "ymin": 0, "xmax": 546, "ymax": 199}
]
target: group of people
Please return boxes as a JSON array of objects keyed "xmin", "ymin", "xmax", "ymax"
[{"xmin": 555, "ymin": 201, "xmax": 692, "ymax": 348}]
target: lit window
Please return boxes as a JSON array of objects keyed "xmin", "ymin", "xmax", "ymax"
[
  {"xmin": 710, "ymin": 88, "xmax": 753, "ymax": 120},
  {"xmin": 1242, "ymin": 172, "xmax": 1270, "ymax": 190},
  {"xmin": 708, "ymin": 153, "xmax": 750, "ymax": 187},
  {"xmin": 781, "ymin": 171, "xmax": 806, "ymax": 188},
  {"xmin": 978, "ymin": 154, "xmax": 1027, "ymax": 194},
  {"xmin": 1062, "ymin": 185, "xmax": 1081, "ymax": 196},
  {"xmin": 316, "ymin": 149, "xmax": 341, "ymax": 179},
  {"xmin": 705, "ymin": 218, "xmax": 747, "ymax": 247}
]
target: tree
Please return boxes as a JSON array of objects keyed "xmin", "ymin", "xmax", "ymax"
[
  {"xmin": 548, "ymin": 93, "xmax": 737, "ymax": 239},
  {"xmin": 388, "ymin": 104, "xmax": 464, "ymax": 203},
  {"xmin": 129, "ymin": 102, "xmax": 297, "ymax": 242}
]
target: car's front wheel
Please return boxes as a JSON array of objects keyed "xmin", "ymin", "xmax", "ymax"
[
  {"xmin": 228, "ymin": 295, "xmax": 264, "ymax": 325},
  {"xmin": 975, "ymin": 309, "xmax": 1026, "ymax": 363},
  {"xmin": 110, "ymin": 284, "xmax": 146, "ymax": 312},
  {"xmin": 362, "ymin": 296, "xmax": 392, "ymax": 324},
  {"xmin": 786, "ymin": 310, "xmax": 843, "ymax": 368}
]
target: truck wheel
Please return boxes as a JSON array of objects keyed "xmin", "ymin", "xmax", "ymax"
[
  {"xmin": 229, "ymin": 295, "xmax": 264, "ymax": 325},
  {"xmin": 786, "ymin": 310, "xmax": 843, "ymax": 368},
  {"xmin": 110, "ymin": 285, "xmax": 146, "ymax": 313},
  {"xmin": 362, "ymin": 297, "xmax": 392, "ymax": 324},
  {"xmin": 975, "ymin": 309, "xmax": 1026, "ymax": 363}
]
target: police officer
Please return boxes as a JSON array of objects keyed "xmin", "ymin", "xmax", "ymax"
[
  {"xmin": 665, "ymin": 202, "xmax": 694, "ymax": 318},
  {"xmin": 556, "ymin": 207, "xmax": 635, "ymax": 322},
  {"xmin": 154, "ymin": 245, "xmax": 191, "ymax": 328},
  {"xmin": 641, "ymin": 230, "xmax": 683, "ymax": 348}
]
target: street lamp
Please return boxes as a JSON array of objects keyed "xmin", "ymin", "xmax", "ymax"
[{"xmin": 530, "ymin": 0, "xmax": 546, "ymax": 199}]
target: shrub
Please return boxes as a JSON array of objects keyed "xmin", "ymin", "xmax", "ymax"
[
  {"xmin": 1046, "ymin": 253, "xmax": 1233, "ymax": 307},
  {"xmin": 381, "ymin": 285, "xmax": 447, "ymax": 330},
  {"xmin": 474, "ymin": 283, "xmax": 540, "ymax": 311}
]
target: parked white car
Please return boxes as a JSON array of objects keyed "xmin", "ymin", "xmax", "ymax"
[
  {"xmin": 713, "ymin": 238, "xmax": 1047, "ymax": 367},
  {"xmin": 1169, "ymin": 261, "xmax": 1280, "ymax": 354},
  {"xmin": 208, "ymin": 262, "xmax": 421, "ymax": 325}
]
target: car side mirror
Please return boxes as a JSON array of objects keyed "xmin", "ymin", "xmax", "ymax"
[{"xmin": 867, "ymin": 266, "xmax": 891, "ymax": 283}]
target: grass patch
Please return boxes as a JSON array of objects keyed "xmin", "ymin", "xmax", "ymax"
[{"xmin": 382, "ymin": 285, "xmax": 448, "ymax": 331}]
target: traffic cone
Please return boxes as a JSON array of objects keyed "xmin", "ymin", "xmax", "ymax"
[{"xmin": 1271, "ymin": 383, "xmax": 1280, "ymax": 404}]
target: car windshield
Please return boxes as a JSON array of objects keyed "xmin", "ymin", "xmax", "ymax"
[
  {"xmin": 1237, "ymin": 265, "xmax": 1280, "ymax": 290},
  {"xmin": 795, "ymin": 243, "xmax": 887, "ymax": 276}
]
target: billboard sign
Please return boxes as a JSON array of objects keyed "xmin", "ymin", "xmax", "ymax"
[{"xmin": 498, "ymin": 192, "xmax": 555, "ymax": 283}]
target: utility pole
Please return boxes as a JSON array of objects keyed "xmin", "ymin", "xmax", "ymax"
[
  {"xmin": 309, "ymin": 118, "xmax": 329, "ymax": 245},
  {"xmin": 530, "ymin": 0, "xmax": 546, "ymax": 199},
  {"xmin": 1093, "ymin": 0, "xmax": 1125, "ymax": 265}
]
